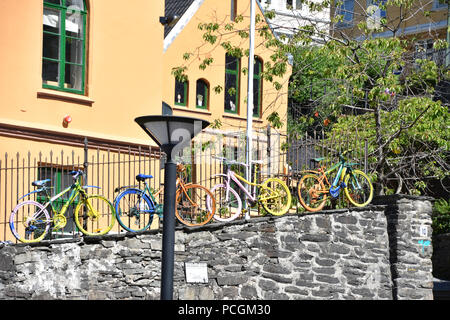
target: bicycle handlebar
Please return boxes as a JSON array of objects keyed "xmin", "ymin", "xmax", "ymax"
[{"xmin": 69, "ymin": 170, "xmax": 84, "ymax": 180}]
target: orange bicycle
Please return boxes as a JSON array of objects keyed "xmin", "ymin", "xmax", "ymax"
[{"xmin": 297, "ymin": 151, "xmax": 373, "ymax": 212}]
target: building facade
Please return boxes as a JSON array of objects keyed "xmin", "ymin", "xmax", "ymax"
[
  {"xmin": 0, "ymin": 0, "xmax": 292, "ymax": 242},
  {"xmin": 0, "ymin": 0, "xmax": 165, "ymax": 242},
  {"xmin": 163, "ymin": 0, "xmax": 292, "ymax": 133},
  {"xmin": 260, "ymin": 0, "xmax": 330, "ymax": 41}
]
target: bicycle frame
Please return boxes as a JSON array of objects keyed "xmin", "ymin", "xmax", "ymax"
[
  {"xmin": 225, "ymin": 170, "xmax": 258, "ymax": 203},
  {"xmin": 218, "ymin": 164, "xmax": 275, "ymax": 204},
  {"xmin": 308, "ymin": 157, "xmax": 361, "ymax": 198},
  {"xmin": 129, "ymin": 176, "xmax": 194, "ymax": 216},
  {"xmin": 28, "ymin": 179, "xmax": 101, "ymax": 224}
]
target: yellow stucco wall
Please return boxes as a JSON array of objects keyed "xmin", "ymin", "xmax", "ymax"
[
  {"xmin": 0, "ymin": 0, "xmax": 164, "ymax": 149},
  {"xmin": 162, "ymin": 0, "xmax": 291, "ymax": 135}
]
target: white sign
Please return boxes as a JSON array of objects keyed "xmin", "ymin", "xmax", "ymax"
[
  {"xmin": 419, "ymin": 225, "xmax": 428, "ymax": 237},
  {"xmin": 185, "ymin": 262, "xmax": 208, "ymax": 283}
]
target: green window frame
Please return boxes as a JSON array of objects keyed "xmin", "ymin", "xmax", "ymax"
[
  {"xmin": 224, "ymin": 54, "xmax": 240, "ymax": 114},
  {"xmin": 253, "ymin": 57, "xmax": 263, "ymax": 118},
  {"xmin": 42, "ymin": 0, "xmax": 87, "ymax": 95},
  {"xmin": 196, "ymin": 79, "xmax": 209, "ymax": 109},
  {"xmin": 175, "ymin": 79, "xmax": 188, "ymax": 107}
]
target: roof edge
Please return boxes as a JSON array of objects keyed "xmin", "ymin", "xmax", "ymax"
[{"xmin": 164, "ymin": 0, "xmax": 205, "ymax": 52}]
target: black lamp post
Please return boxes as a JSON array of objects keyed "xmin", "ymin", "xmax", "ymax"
[{"xmin": 135, "ymin": 112, "xmax": 210, "ymax": 300}]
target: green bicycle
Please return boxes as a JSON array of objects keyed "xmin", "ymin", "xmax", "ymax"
[
  {"xmin": 9, "ymin": 170, "xmax": 116, "ymax": 243},
  {"xmin": 297, "ymin": 151, "xmax": 374, "ymax": 212}
]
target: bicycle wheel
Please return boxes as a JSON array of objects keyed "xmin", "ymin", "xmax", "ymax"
[
  {"xmin": 114, "ymin": 189, "xmax": 155, "ymax": 232},
  {"xmin": 297, "ymin": 174, "xmax": 327, "ymax": 212},
  {"xmin": 344, "ymin": 169, "xmax": 374, "ymax": 207},
  {"xmin": 210, "ymin": 184, "xmax": 242, "ymax": 222},
  {"xmin": 9, "ymin": 200, "xmax": 51, "ymax": 243},
  {"xmin": 175, "ymin": 184, "xmax": 215, "ymax": 227},
  {"xmin": 260, "ymin": 178, "xmax": 292, "ymax": 216},
  {"xmin": 74, "ymin": 195, "xmax": 116, "ymax": 236}
]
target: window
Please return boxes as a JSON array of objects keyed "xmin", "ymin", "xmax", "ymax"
[
  {"xmin": 224, "ymin": 54, "xmax": 240, "ymax": 114},
  {"xmin": 287, "ymin": 0, "xmax": 302, "ymax": 10},
  {"xmin": 335, "ymin": 0, "xmax": 354, "ymax": 28},
  {"xmin": 196, "ymin": 79, "xmax": 209, "ymax": 109},
  {"xmin": 175, "ymin": 79, "xmax": 188, "ymax": 106},
  {"xmin": 432, "ymin": 0, "xmax": 446, "ymax": 10},
  {"xmin": 253, "ymin": 57, "xmax": 263, "ymax": 118},
  {"xmin": 42, "ymin": 0, "xmax": 87, "ymax": 94}
]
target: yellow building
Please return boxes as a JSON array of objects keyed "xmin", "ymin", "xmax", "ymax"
[
  {"xmin": 0, "ymin": 0, "xmax": 165, "ymax": 241},
  {"xmin": 162, "ymin": 0, "xmax": 291, "ymax": 134}
]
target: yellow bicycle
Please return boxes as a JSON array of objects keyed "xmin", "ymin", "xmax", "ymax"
[
  {"xmin": 10, "ymin": 170, "xmax": 115, "ymax": 243},
  {"xmin": 210, "ymin": 157, "xmax": 292, "ymax": 221}
]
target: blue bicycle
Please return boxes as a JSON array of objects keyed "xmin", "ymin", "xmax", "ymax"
[{"xmin": 113, "ymin": 164, "xmax": 216, "ymax": 232}]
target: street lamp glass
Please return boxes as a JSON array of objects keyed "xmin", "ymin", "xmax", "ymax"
[{"xmin": 135, "ymin": 114, "xmax": 210, "ymax": 150}]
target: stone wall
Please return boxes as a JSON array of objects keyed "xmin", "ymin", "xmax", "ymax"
[
  {"xmin": 373, "ymin": 195, "xmax": 434, "ymax": 299},
  {"xmin": 0, "ymin": 195, "xmax": 433, "ymax": 300}
]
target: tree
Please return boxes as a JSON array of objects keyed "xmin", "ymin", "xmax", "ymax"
[{"xmin": 282, "ymin": 0, "xmax": 450, "ymax": 195}]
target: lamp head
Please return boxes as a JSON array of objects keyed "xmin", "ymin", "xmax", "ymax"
[{"xmin": 135, "ymin": 112, "xmax": 210, "ymax": 160}]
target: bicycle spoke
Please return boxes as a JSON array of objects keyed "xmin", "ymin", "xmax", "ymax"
[
  {"xmin": 297, "ymin": 174, "xmax": 327, "ymax": 212},
  {"xmin": 344, "ymin": 170, "xmax": 373, "ymax": 207},
  {"xmin": 260, "ymin": 178, "xmax": 291, "ymax": 216},
  {"xmin": 10, "ymin": 201, "xmax": 51, "ymax": 243},
  {"xmin": 175, "ymin": 185, "xmax": 215, "ymax": 226}
]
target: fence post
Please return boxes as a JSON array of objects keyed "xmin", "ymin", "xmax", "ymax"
[
  {"xmin": 266, "ymin": 124, "xmax": 271, "ymax": 176},
  {"xmin": 364, "ymin": 138, "xmax": 368, "ymax": 174},
  {"xmin": 83, "ymin": 137, "xmax": 88, "ymax": 231},
  {"xmin": 83, "ymin": 137, "xmax": 88, "ymax": 176}
]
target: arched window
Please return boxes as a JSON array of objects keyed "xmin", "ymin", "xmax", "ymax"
[
  {"xmin": 196, "ymin": 79, "xmax": 209, "ymax": 110},
  {"xmin": 175, "ymin": 78, "xmax": 188, "ymax": 106},
  {"xmin": 42, "ymin": 0, "xmax": 87, "ymax": 94},
  {"xmin": 224, "ymin": 54, "xmax": 240, "ymax": 114},
  {"xmin": 253, "ymin": 56, "xmax": 263, "ymax": 118}
]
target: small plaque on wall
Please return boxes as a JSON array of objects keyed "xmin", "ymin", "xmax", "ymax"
[
  {"xmin": 185, "ymin": 262, "xmax": 208, "ymax": 283},
  {"xmin": 419, "ymin": 225, "xmax": 428, "ymax": 237}
]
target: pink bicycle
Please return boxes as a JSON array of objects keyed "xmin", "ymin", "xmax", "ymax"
[{"xmin": 210, "ymin": 156, "xmax": 292, "ymax": 222}]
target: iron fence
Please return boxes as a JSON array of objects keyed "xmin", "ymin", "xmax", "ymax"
[{"xmin": 0, "ymin": 126, "xmax": 368, "ymax": 243}]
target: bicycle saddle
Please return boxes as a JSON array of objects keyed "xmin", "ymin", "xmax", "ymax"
[
  {"xmin": 311, "ymin": 157, "xmax": 325, "ymax": 163},
  {"xmin": 136, "ymin": 174, "xmax": 153, "ymax": 182},
  {"xmin": 32, "ymin": 179, "xmax": 51, "ymax": 187}
]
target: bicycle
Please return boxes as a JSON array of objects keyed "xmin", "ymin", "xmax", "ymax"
[
  {"xmin": 210, "ymin": 156, "xmax": 292, "ymax": 222},
  {"xmin": 113, "ymin": 163, "xmax": 216, "ymax": 231},
  {"xmin": 9, "ymin": 170, "xmax": 116, "ymax": 243},
  {"xmin": 297, "ymin": 150, "xmax": 374, "ymax": 212}
]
